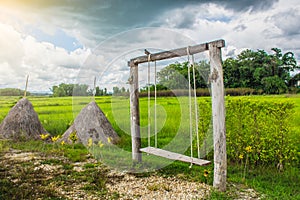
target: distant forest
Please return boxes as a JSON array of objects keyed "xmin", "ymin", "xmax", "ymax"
[
  {"xmin": 1, "ymin": 48, "xmax": 299, "ymax": 97},
  {"xmin": 0, "ymin": 88, "xmax": 29, "ymax": 96}
]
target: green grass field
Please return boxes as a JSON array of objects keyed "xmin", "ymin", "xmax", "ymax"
[{"xmin": 0, "ymin": 94, "xmax": 299, "ymax": 199}]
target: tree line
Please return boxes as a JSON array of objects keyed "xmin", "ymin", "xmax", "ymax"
[
  {"xmin": 1, "ymin": 48, "xmax": 298, "ymax": 97},
  {"xmin": 151, "ymin": 48, "xmax": 299, "ymax": 94},
  {"xmin": 51, "ymin": 83, "xmax": 109, "ymax": 97},
  {"xmin": 0, "ymin": 88, "xmax": 30, "ymax": 96}
]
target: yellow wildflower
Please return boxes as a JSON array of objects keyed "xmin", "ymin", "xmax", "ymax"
[
  {"xmin": 88, "ymin": 138, "xmax": 93, "ymax": 147},
  {"xmin": 239, "ymin": 154, "xmax": 244, "ymax": 159},
  {"xmin": 69, "ymin": 132, "xmax": 78, "ymax": 144},
  {"xmin": 203, "ymin": 170, "xmax": 210, "ymax": 177},
  {"xmin": 60, "ymin": 141, "xmax": 65, "ymax": 146},
  {"xmin": 245, "ymin": 146, "xmax": 252, "ymax": 153},
  {"xmin": 107, "ymin": 137, "xmax": 111, "ymax": 144},
  {"xmin": 98, "ymin": 141, "xmax": 104, "ymax": 148},
  {"xmin": 40, "ymin": 134, "xmax": 49, "ymax": 140},
  {"xmin": 51, "ymin": 135, "xmax": 60, "ymax": 142}
]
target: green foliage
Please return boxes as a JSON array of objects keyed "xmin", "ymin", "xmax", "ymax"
[
  {"xmin": 140, "ymin": 88, "xmax": 258, "ymax": 97},
  {"xmin": 0, "ymin": 88, "xmax": 30, "ymax": 96},
  {"xmin": 223, "ymin": 48, "xmax": 299, "ymax": 94},
  {"xmin": 228, "ymin": 165, "xmax": 300, "ymax": 199},
  {"xmin": 226, "ymin": 98, "xmax": 298, "ymax": 167},
  {"xmin": 95, "ymin": 86, "xmax": 108, "ymax": 96},
  {"xmin": 51, "ymin": 83, "xmax": 89, "ymax": 97},
  {"xmin": 157, "ymin": 61, "xmax": 209, "ymax": 90},
  {"xmin": 262, "ymin": 75, "xmax": 287, "ymax": 94}
]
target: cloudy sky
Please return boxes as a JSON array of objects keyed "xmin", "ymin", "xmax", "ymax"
[{"xmin": 0, "ymin": 0, "xmax": 299, "ymax": 93}]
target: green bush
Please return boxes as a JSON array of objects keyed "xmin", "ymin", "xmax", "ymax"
[
  {"xmin": 225, "ymin": 98, "xmax": 298, "ymax": 168},
  {"xmin": 140, "ymin": 88, "xmax": 257, "ymax": 97}
]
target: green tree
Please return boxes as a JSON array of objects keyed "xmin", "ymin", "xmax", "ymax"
[
  {"xmin": 0, "ymin": 88, "xmax": 30, "ymax": 96},
  {"xmin": 52, "ymin": 83, "xmax": 89, "ymax": 97},
  {"xmin": 262, "ymin": 76, "xmax": 288, "ymax": 94},
  {"xmin": 113, "ymin": 86, "xmax": 120, "ymax": 94},
  {"xmin": 223, "ymin": 48, "xmax": 299, "ymax": 94},
  {"xmin": 157, "ymin": 61, "xmax": 209, "ymax": 90}
]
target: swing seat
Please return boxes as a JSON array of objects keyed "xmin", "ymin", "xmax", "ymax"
[{"xmin": 140, "ymin": 147, "xmax": 211, "ymax": 166}]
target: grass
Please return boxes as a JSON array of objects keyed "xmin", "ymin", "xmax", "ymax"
[{"xmin": 0, "ymin": 94, "xmax": 299, "ymax": 199}]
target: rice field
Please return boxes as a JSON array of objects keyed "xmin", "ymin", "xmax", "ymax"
[{"xmin": 0, "ymin": 94, "xmax": 299, "ymax": 150}]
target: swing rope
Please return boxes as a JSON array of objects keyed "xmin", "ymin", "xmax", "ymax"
[
  {"xmin": 147, "ymin": 53, "xmax": 151, "ymax": 147},
  {"xmin": 154, "ymin": 60, "xmax": 157, "ymax": 148},
  {"xmin": 187, "ymin": 46, "xmax": 201, "ymax": 166},
  {"xmin": 187, "ymin": 47, "xmax": 193, "ymax": 167},
  {"xmin": 191, "ymin": 53, "xmax": 200, "ymax": 159},
  {"xmin": 147, "ymin": 52, "xmax": 158, "ymax": 148}
]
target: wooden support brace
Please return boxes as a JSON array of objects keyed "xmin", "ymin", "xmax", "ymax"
[{"xmin": 130, "ymin": 39, "xmax": 225, "ymax": 65}]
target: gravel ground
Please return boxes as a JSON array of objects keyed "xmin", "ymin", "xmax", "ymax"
[
  {"xmin": 106, "ymin": 171, "xmax": 211, "ymax": 199},
  {"xmin": 0, "ymin": 149, "xmax": 263, "ymax": 200}
]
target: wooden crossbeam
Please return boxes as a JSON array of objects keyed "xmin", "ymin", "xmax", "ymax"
[
  {"xmin": 130, "ymin": 39, "xmax": 225, "ymax": 65},
  {"xmin": 140, "ymin": 147, "xmax": 211, "ymax": 166}
]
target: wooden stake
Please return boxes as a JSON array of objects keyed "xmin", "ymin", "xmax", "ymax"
[
  {"xmin": 209, "ymin": 41, "xmax": 227, "ymax": 192},
  {"xmin": 24, "ymin": 75, "xmax": 29, "ymax": 97},
  {"xmin": 93, "ymin": 76, "xmax": 96, "ymax": 101}
]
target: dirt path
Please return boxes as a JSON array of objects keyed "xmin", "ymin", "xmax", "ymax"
[{"xmin": 0, "ymin": 149, "xmax": 262, "ymax": 199}]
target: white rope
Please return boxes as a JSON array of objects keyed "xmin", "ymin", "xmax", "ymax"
[
  {"xmin": 148, "ymin": 54, "xmax": 151, "ymax": 147},
  {"xmin": 154, "ymin": 60, "xmax": 157, "ymax": 148},
  {"xmin": 187, "ymin": 47, "xmax": 193, "ymax": 167},
  {"xmin": 191, "ymin": 54, "xmax": 200, "ymax": 158}
]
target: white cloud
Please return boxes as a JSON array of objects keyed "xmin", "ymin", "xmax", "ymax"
[
  {"xmin": 0, "ymin": 23, "xmax": 24, "ymax": 68},
  {"xmin": 0, "ymin": 20, "xmax": 90, "ymax": 92},
  {"xmin": 154, "ymin": 0, "xmax": 300, "ymax": 63}
]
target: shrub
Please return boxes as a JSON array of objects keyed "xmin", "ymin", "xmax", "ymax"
[{"xmin": 225, "ymin": 98, "xmax": 298, "ymax": 168}]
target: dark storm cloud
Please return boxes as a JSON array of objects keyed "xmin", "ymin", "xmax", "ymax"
[
  {"xmin": 212, "ymin": 0, "xmax": 279, "ymax": 12},
  {"xmin": 17, "ymin": 0, "xmax": 279, "ymax": 34}
]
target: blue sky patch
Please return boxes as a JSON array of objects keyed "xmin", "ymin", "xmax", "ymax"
[{"xmin": 27, "ymin": 26, "xmax": 83, "ymax": 51}]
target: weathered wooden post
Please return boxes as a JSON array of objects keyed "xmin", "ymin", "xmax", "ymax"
[
  {"xmin": 209, "ymin": 40, "xmax": 226, "ymax": 191},
  {"xmin": 24, "ymin": 75, "xmax": 29, "ymax": 97},
  {"xmin": 129, "ymin": 61, "xmax": 142, "ymax": 163}
]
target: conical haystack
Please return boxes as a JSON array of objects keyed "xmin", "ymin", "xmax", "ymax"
[
  {"xmin": 60, "ymin": 101, "xmax": 119, "ymax": 146},
  {"xmin": 0, "ymin": 98, "xmax": 47, "ymax": 140}
]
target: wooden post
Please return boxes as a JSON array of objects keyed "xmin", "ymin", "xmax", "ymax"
[
  {"xmin": 24, "ymin": 75, "xmax": 29, "ymax": 97},
  {"xmin": 209, "ymin": 41, "xmax": 226, "ymax": 192},
  {"xmin": 129, "ymin": 61, "xmax": 142, "ymax": 163}
]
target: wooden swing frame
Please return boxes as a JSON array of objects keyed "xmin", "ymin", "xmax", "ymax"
[{"xmin": 128, "ymin": 39, "xmax": 226, "ymax": 191}]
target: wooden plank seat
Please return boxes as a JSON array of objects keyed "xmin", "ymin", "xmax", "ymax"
[{"xmin": 140, "ymin": 146, "xmax": 211, "ymax": 166}]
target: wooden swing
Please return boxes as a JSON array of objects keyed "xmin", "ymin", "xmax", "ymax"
[
  {"xmin": 139, "ymin": 48, "xmax": 211, "ymax": 166},
  {"xmin": 129, "ymin": 39, "xmax": 226, "ymax": 191}
]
